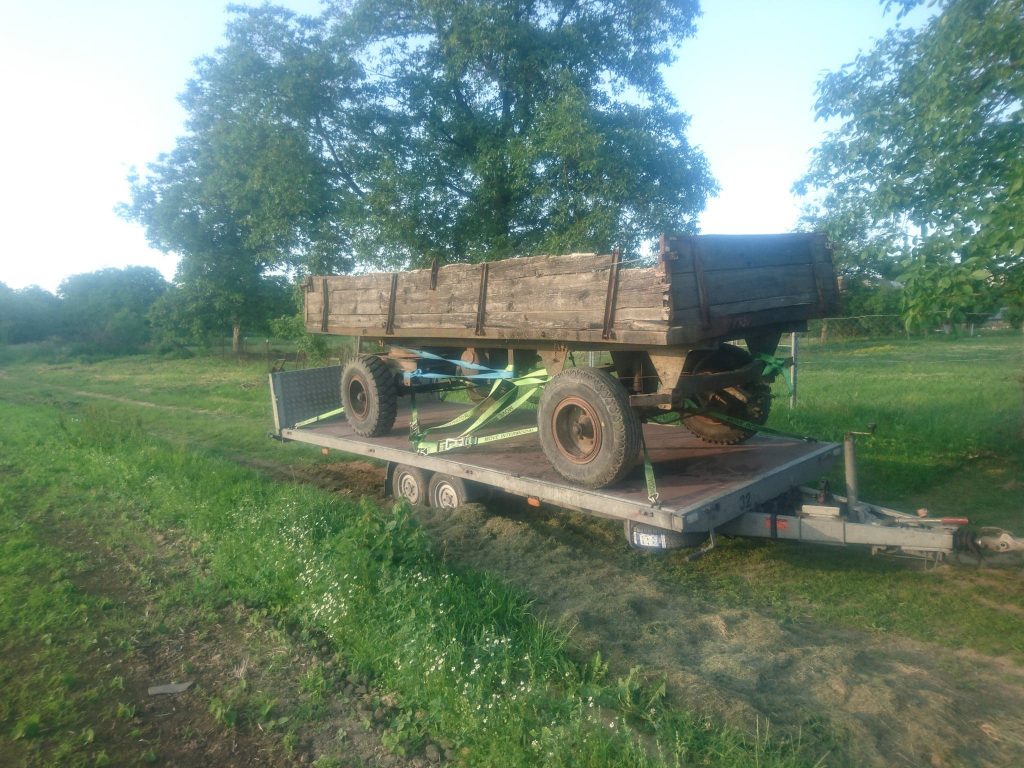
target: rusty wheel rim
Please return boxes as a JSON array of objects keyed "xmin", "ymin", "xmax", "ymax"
[
  {"xmin": 551, "ymin": 396, "xmax": 602, "ymax": 464},
  {"xmin": 347, "ymin": 375, "xmax": 369, "ymax": 417}
]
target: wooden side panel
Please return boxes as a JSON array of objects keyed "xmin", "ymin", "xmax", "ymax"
[
  {"xmin": 303, "ymin": 234, "xmax": 837, "ymax": 347},
  {"xmin": 663, "ymin": 233, "xmax": 839, "ymax": 326},
  {"xmin": 304, "ymin": 251, "xmax": 671, "ymax": 342}
]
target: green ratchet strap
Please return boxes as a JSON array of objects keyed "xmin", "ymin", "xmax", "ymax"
[
  {"xmin": 681, "ymin": 398, "xmax": 817, "ymax": 442},
  {"xmin": 292, "ymin": 406, "xmax": 345, "ymax": 429},
  {"xmin": 409, "ymin": 369, "xmax": 550, "ymax": 455},
  {"xmin": 756, "ymin": 353, "xmax": 793, "ymax": 393},
  {"xmin": 639, "ymin": 431, "xmax": 660, "ymax": 506}
]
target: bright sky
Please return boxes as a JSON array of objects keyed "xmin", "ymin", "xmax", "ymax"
[{"xmin": 0, "ymin": 0, "xmax": 921, "ymax": 293}]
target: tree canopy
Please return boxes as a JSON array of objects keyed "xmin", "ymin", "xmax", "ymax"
[
  {"xmin": 123, "ymin": 1, "xmax": 715, "ymax": 337},
  {"xmin": 797, "ymin": 0, "xmax": 1023, "ymax": 328},
  {"xmin": 0, "ymin": 283, "xmax": 62, "ymax": 344},
  {"xmin": 59, "ymin": 267, "xmax": 170, "ymax": 352},
  {"xmin": 337, "ymin": 0, "xmax": 714, "ymax": 264}
]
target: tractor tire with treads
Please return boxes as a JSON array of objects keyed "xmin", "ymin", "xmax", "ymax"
[
  {"xmin": 681, "ymin": 345, "xmax": 771, "ymax": 445},
  {"xmin": 341, "ymin": 355, "xmax": 398, "ymax": 437},
  {"xmin": 537, "ymin": 367, "xmax": 642, "ymax": 488}
]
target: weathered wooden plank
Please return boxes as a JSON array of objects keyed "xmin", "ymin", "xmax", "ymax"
[
  {"xmin": 487, "ymin": 252, "xmax": 613, "ymax": 281},
  {"xmin": 325, "ymin": 270, "xmax": 669, "ymax": 318},
  {"xmin": 392, "ymin": 313, "xmax": 478, "ymax": 329},
  {"xmin": 670, "ymin": 266, "xmax": 816, "ymax": 312},
  {"xmin": 306, "ymin": 233, "xmax": 836, "ymax": 347},
  {"xmin": 326, "ymin": 291, "xmax": 390, "ymax": 316},
  {"xmin": 665, "ymin": 233, "xmax": 825, "ymax": 273},
  {"xmin": 384, "ymin": 306, "xmax": 667, "ymax": 330},
  {"xmin": 318, "ymin": 273, "xmax": 395, "ymax": 292},
  {"xmin": 321, "ymin": 322, "xmax": 673, "ymax": 348},
  {"xmin": 707, "ymin": 265, "xmax": 816, "ymax": 303}
]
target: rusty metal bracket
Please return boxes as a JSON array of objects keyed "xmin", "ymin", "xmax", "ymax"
[
  {"xmin": 602, "ymin": 248, "xmax": 622, "ymax": 340},
  {"xmin": 320, "ymin": 278, "xmax": 330, "ymax": 333},
  {"xmin": 658, "ymin": 234, "xmax": 677, "ymax": 261},
  {"xmin": 475, "ymin": 262, "xmax": 489, "ymax": 336},
  {"xmin": 692, "ymin": 245, "xmax": 711, "ymax": 327},
  {"xmin": 385, "ymin": 273, "xmax": 398, "ymax": 334}
]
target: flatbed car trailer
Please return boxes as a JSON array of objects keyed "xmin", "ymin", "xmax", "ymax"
[{"xmin": 269, "ymin": 365, "xmax": 1023, "ymax": 560}]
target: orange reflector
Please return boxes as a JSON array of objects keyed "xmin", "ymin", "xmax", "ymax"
[
  {"xmin": 527, "ymin": 496, "xmax": 541, "ymax": 507},
  {"xmin": 941, "ymin": 517, "xmax": 969, "ymax": 526},
  {"xmin": 321, "ymin": 447, "xmax": 329, "ymax": 456}
]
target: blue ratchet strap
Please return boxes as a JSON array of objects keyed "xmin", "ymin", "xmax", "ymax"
[{"xmin": 394, "ymin": 347, "xmax": 515, "ymax": 380}]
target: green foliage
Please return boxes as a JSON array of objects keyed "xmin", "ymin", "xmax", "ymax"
[
  {"xmin": 0, "ymin": 282, "xmax": 62, "ymax": 344},
  {"xmin": 342, "ymin": 0, "xmax": 715, "ymax": 264},
  {"xmin": 797, "ymin": 0, "xmax": 1023, "ymax": 329},
  {"xmin": 122, "ymin": 6, "xmax": 358, "ymax": 348},
  {"xmin": 146, "ymin": 274, "xmax": 293, "ymax": 351},
  {"xmin": 837, "ymin": 279, "xmax": 903, "ymax": 317},
  {"xmin": 269, "ymin": 312, "xmax": 329, "ymax": 363},
  {"xmin": 125, "ymin": 0, "xmax": 715, "ymax": 297},
  {"xmin": 899, "ymin": 253, "xmax": 993, "ymax": 330},
  {"xmin": 58, "ymin": 267, "xmax": 169, "ymax": 354}
]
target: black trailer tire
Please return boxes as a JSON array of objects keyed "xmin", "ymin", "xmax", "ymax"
[
  {"xmin": 341, "ymin": 355, "xmax": 398, "ymax": 437},
  {"xmin": 681, "ymin": 345, "xmax": 771, "ymax": 445},
  {"xmin": 391, "ymin": 464, "xmax": 430, "ymax": 505},
  {"xmin": 624, "ymin": 520, "xmax": 707, "ymax": 552},
  {"xmin": 538, "ymin": 367, "xmax": 641, "ymax": 488},
  {"xmin": 427, "ymin": 473, "xmax": 481, "ymax": 509}
]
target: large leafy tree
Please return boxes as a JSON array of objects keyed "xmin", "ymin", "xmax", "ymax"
[
  {"xmin": 127, "ymin": 1, "xmax": 714, "ymax": 306},
  {"xmin": 124, "ymin": 6, "xmax": 362, "ymax": 351},
  {"xmin": 797, "ymin": 0, "xmax": 1023, "ymax": 329},
  {"xmin": 338, "ymin": 0, "xmax": 714, "ymax": 265}
]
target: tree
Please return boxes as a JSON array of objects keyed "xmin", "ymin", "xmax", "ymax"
[
  {"xmin": 123, "ymin": 6, "xmax": 361, "ymax": 352},
  {"xmin": 58, "ymin": 267, "xmax": 169, "ymax": 352},
  {"xmin": 337, "ymin": 0, "xmax": 715, "ymax": 265},
  {"xmin": 796, "ymin": 0, "xmax": 1023, "ymax": 329},
  {"xmin": 0, "ymin": 283, "xmax": 62, "ymax": 344},
  {"xmin": 147, "ymin": 272, "xmax": 293, "ymax": 352}
]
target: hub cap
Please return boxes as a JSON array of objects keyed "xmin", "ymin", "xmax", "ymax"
[{"xmin": 551, "ymin": 396, "xmax": 602, "ymax": 464}]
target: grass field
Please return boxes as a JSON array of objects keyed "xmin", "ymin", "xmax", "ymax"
[{"xmin": 0, "ymin": 332, "xmax": 1021, "ymax": 767}]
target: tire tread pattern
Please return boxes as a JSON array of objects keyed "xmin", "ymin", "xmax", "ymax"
[
  {"xmin": 538, "ymin": 367, "xmax": 642, "ymax": 488},
  {"xmin": 342, "ymin": 354, "xmax": 398, "ymax": 437}
]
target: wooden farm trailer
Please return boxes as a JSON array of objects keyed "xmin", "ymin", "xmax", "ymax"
[{"xmin": 303, "ymin": 233, "xmax": 840, "ymax": 488}]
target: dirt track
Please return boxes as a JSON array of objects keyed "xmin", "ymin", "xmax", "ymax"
[{"xmin": 294, "ymin": 461, "xmax": 1024, "ymax": 768}]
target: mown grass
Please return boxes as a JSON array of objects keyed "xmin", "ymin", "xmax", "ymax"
[
  {"xmin": 0, "ymin": 332, "xmax": 1020, "ymax": 764},
  {"xmin": 0, "ymin": 392, "xmax": 818, "ymax": 765},
  {"xmin": 769, "ymin": 333, "xmax": 1023, "ymax": 527}
]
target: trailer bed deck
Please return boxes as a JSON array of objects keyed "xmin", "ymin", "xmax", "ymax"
[{"xmin": 272, "ymin": 366, "xmax": 841, "ymax": 534}]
